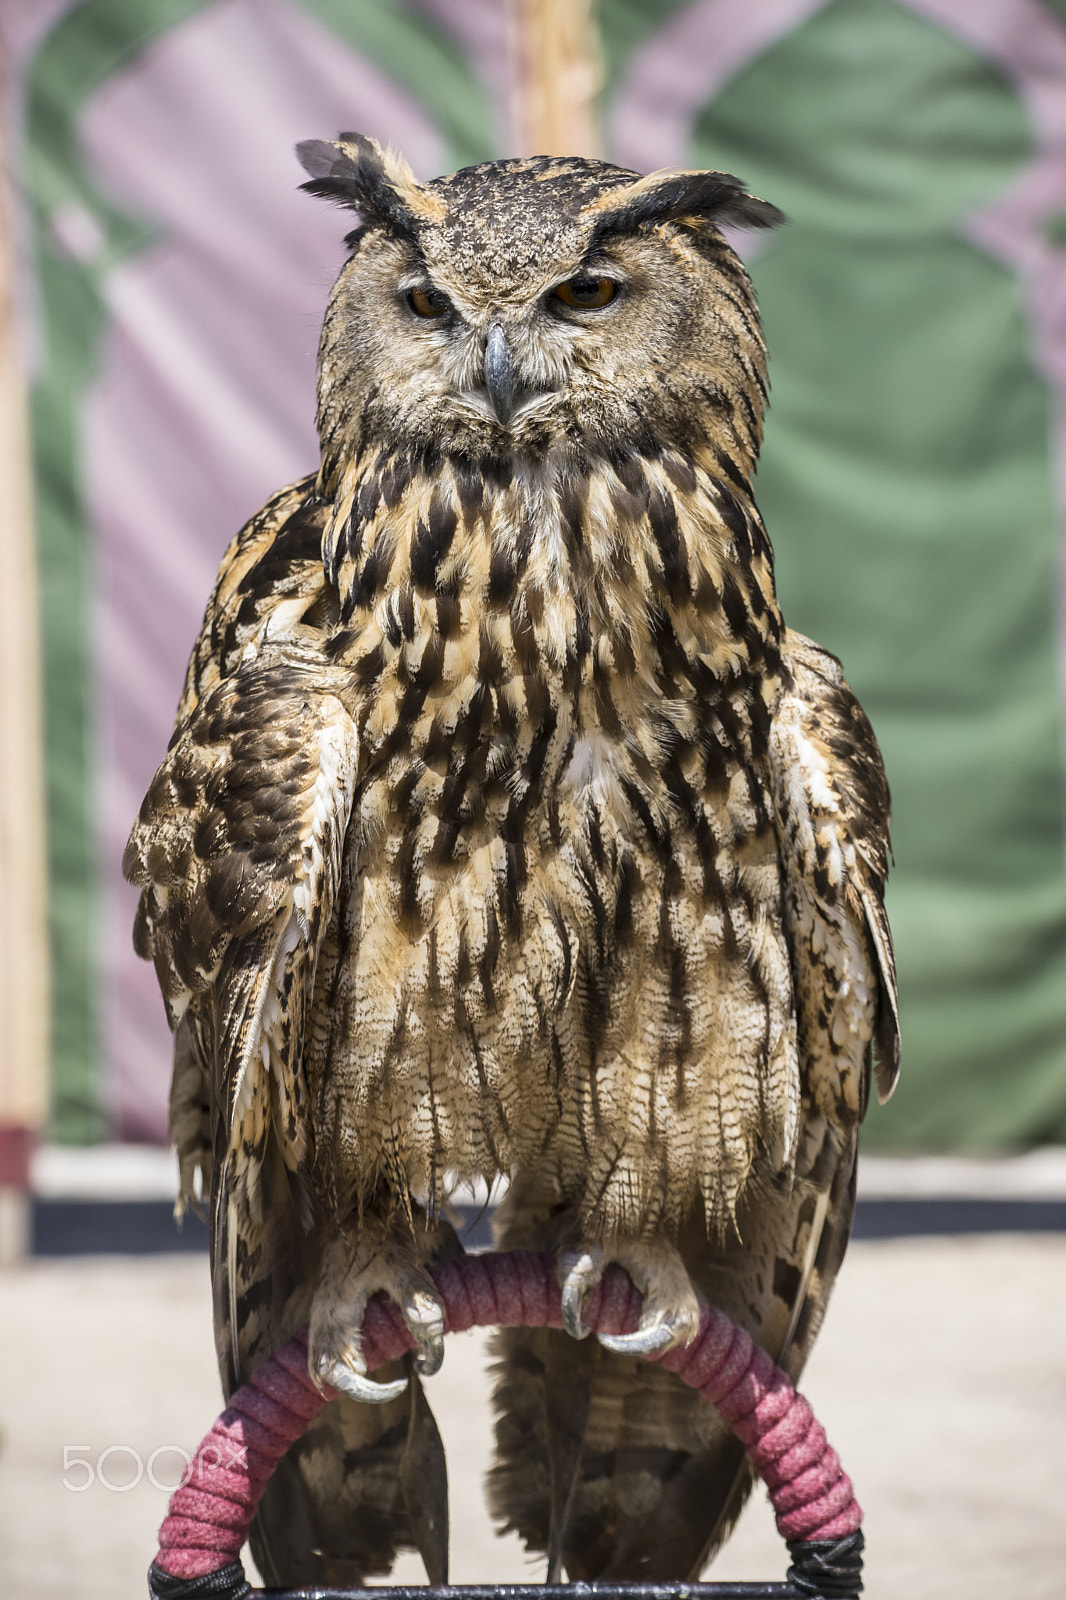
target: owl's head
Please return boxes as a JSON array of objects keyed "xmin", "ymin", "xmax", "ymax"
[{"xmin": 298, "ymin": 134, "xmax": 783, "ymax": 488}]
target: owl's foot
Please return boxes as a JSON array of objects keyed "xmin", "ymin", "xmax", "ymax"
[
  {"xmin": 310, "ymin": 1220, "xmax": 447, "ymax": 1403},
  {"xmin": 558, "ymin": 1235, "xmax": 701, "ymax": 1356}
]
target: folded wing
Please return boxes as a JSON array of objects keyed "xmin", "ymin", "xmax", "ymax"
[
  {"xmin": 771, "ymin": 627, "xmax": 900, "ymax": 1121},
  {"xmin": 124, "ymin": 645, "xmax": 359, "ymax": 1220}
]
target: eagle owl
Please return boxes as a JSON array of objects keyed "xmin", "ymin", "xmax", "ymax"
[{"xmin": 125, "ymin": 135, "xmax": 899, "ymax": 1586}]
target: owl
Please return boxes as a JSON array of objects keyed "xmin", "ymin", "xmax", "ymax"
[{"xmin": 125, "ymin": 134, "xmax": 899, "ymax": 1587}]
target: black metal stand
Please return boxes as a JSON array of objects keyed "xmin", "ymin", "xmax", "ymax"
[
  {"xmin": 254, "ymin": 1587, "xmax": 808, "ymax": 1598},
  {"xmin": 149, "ymin": 1570, "xmax": 832, "ymax": 1599}
]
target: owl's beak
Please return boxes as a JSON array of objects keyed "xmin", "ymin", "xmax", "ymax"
[{"xmin": 484, "ymin": 322, "xmax": 516, "ymax": 425}]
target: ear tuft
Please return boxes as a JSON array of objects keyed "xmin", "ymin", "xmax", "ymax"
[
  {"xmin": 296, "ymin": 132, "xmax": 430, "ymax": 235},
  {"xmin": 295, "ymin": 138, "xmax": 348, "ymax": 182},
  {"xmin": 590, "ymin": 168, "xmax": 785, "ymax": 242}
]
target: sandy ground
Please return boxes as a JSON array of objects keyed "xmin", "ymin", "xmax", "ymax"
[{"xmin": 1, "ymin": 1235, "xmax": 1063, "ymax": 1600}]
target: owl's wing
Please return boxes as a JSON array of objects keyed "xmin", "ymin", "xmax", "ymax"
[
  {"xmin": 747, "ymin": 624, "xmax": 899, "ymax": 1436},
  {"xmin": 772, "ymin": 626, "xmax": 900, "ymax": 1117},
  {"xmin": 125, "ymin": 479, "xmax": 355, "ymax": 1223},
  {"xmin": 125, "ymin": 645, "xmax": 359, "ymax": 1217},
  {"xmin": 123, "ymin": 478, "xmax": 359, "ymax": 1374}
]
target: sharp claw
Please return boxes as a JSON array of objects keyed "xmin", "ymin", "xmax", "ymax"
[
  {"xmin": 597, "ymin": 1319, "xmax": 677, "ymax": 1357},
  {"xmin": 561, "ymin": 1275, "xmax": 592, "ymax": 1340},
  {"xmin": 414, "ymin": 1325, "xmax": 445, "ymax": 1377},
  {"xmin": 319, "ymin": 1355, "xmax": 409, "ymax": 1405},
  {"xmin": 405, "ymin": 1290, "xmax": 445, "ymax": 1378},
  {"xmin": 559, "ymin": 1248, "xmax": 602, "ymax": 1341}
]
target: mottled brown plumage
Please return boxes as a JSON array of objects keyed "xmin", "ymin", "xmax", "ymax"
[{"xmin": 125, "ymin": 134, "xmax": 898, "ymax": 1586}]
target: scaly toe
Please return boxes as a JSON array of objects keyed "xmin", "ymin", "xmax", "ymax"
[{"xmin": 558, "ymin": 1235, "xmax": 702, "ymax": 1357}]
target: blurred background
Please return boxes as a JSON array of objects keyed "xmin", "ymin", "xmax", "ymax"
[{"xmin": 1, "ymin": 2, "xmax": 1065, "ymax": 1597}]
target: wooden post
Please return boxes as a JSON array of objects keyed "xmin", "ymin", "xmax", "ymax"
[
  {"xmin": 0, "ymin": 43, "xmax": 51, "ymax": 1264},
  {"xmin": 509, "ymin": 0, "xmax": 603, "ymax": 157}
]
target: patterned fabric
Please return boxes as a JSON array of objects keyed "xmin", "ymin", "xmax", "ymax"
[{"xmin": 5, "ymin": 0, "xmax": 1066, "ymax": 1145}]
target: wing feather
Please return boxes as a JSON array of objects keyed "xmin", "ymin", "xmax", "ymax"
[
  {"xmin": 124, "ymin": 649, "xmax": 359, "ymax": 1191},
  {"xmin": 771, "ymin": 628, "xmax": 900, "ymax": 1115}
]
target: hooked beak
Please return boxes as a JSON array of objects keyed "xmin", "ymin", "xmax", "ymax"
[{"xmin": 484, "ymin": 322, "xmax": 516, "ymax": 425}]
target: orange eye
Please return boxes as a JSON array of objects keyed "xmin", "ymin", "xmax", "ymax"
[
  {"xmin": 408, "ymin": 285, "xmax": 450, "ymax": 318},
  {"xmin": 553, "ymin": 275, "xmax": 617, "ymax": 309}
]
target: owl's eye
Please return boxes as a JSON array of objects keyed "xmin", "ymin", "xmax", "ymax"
[
  {"xmin": 553, "ymin": 275, "xmax": 617, "ymax": 310},
  {"xmin": 408, "ymin": 285, "xmax": 451, "ymax": 318}
]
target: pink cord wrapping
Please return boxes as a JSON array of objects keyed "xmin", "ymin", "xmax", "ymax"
[{"xmin": 156, "ymin": 1249, "xmax": 861, "ymax": 1580}]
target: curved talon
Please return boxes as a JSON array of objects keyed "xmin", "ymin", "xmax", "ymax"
[
  {"xmin": 404, "ymin": 1288, "xmax": 446, "ymax": 1378},
  {"xmin": 561, "ymin": 1276, "xmax": 592, "ymax": 1340},
  {"xmin": 414, "ymin": 1325, "xmax": 445, "ymax": 1377},
  {"xmin": 558, "ymin": 1246, "xmax": 604, "ymax": 1341},
  {"xmin": 598, "ymin": 1319, "xmax": 677, "ymax": 1357},
  {"xmin": 319, "ymin": 1356, "xmax": 408, "ymax": 1405}
]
